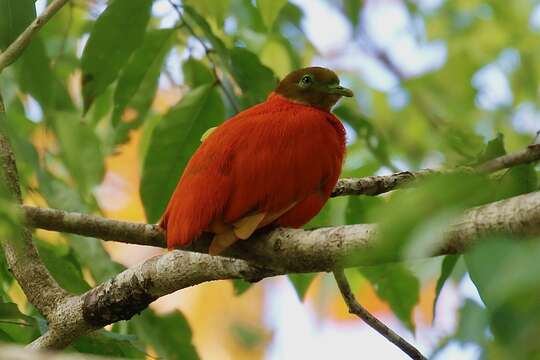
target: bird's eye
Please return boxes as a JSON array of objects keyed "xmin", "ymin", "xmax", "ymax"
[{"xmin": 299, "ymin": 75, "xmax": 313, "ymax": 87}]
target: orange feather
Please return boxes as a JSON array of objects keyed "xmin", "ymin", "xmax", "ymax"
[{"xmin": 160, "ymin": 89, "xmax": 346, "ymax": 253}]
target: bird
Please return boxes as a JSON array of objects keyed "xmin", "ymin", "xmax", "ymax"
[{"xmin": 160, "ymin": 66, "xmax": 353, "ymax": 255}]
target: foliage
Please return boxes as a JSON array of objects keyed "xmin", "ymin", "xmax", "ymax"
[{"xmin": 0, "ymin": 0, "xmax": 539, "ymax": 358}]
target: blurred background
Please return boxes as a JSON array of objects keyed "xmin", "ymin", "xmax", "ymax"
[{"xmin": 1, "ymin": 0, "xmax": 540, "ymax": 359}]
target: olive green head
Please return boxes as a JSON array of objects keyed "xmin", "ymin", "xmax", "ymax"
[{"xmin": 274, "ymin": 66, "xmax": 353, "ymax": 111}]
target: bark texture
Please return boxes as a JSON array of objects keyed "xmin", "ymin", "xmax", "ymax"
[{"xmin": 19, "ymin": 191, "xmax": 540, "ymax": 348}]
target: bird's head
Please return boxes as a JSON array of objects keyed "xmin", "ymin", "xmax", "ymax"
[{"xmin": 274, "ymin": 67, "xmax": 353, "ymax": 111}]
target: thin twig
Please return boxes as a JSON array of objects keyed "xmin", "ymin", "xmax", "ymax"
[
  {"xmin": 333, "ymin": 144, "xmax": 540, "ymax": 197},
  {"xmin": 0, "ymin": 0, "xmax": 71, "ymax": 72},
  {"xmin": 476, "ymin": 144, "xmax": 540, "ymax": 173},
  {"xmin": 167, "ymin": 0, "xmax": 240, "ymax": 113},
  {"xmin": 333, "ymin": 269, "xmax": 427, "ymax": 360}
]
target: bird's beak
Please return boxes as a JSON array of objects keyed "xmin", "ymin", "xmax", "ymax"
[{"xmin": 327, "ymin": 84, "xmax": 354, "ymax": 97}]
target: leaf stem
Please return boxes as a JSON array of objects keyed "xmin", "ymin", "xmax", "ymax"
[
  {"xmin": 167, "ymin": 0, "xmax": 240, "ymax": 113},
  {"xmin": 0, "ymin": 0, "xmax": 71, "ymax": 73}
]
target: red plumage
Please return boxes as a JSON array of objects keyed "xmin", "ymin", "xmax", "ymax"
[{"xmin": 160, "ymin": 92, "xmax": 346, "ymax": 252}]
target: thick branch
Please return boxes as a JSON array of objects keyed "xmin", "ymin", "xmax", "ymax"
[
  {"xmin": 333, "ymin": 269, "xmax": 426, "ymax": 360},
  {"xmin": 21, "ymin": 145, "xmax": 540, "ymax": 350},
  {"xmin": 20, "ymin": 144, "xmax": 540, "ymax": 248},
  {"xmin": 22, "ymin": 190, "xmax": 540, "ymax": 267},
  {"xmin": 29, "ymin": 251, "xmax": 277, "ymax": 349},
  {"xmin": 0, "ymin": 1, "xmax": 75, "ymax": 349},
  {"xmin": 0, "ymin": 0, "xmax": 70, "ymax": 72},
  {"xmin": 28, "ymin": 191, "xmax": 540, "ymax": 348},
  {"xmin": 0, "ymin": 99, "xmax": 68, "ymax": 318}
]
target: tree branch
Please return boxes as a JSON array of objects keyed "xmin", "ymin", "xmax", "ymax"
[
  {"xmin": 0, "ymin": 95, "xmax": 68, "ymax": 319},
  {"xmin": 333, "ymin": 144, "xmax": 540, "ymax": 197},
  {"xmin": 476, "ymin": 144, "xmax": 540, "ymax": 173},
  {"xmin": 29, "ymin": 250, "xmax": 277, "ymax": 349},
  {"xmin": 2, "ymin": 0, "xmax": 537, "ymax": 354},
  {"xmin": 23, "ymin": 205, "xmax": 166, "ymax": 247},
  {"xmin": 333, "ymin": 269, "xmax": 426, "ymax": 360},
  {"xmin": 16, "ymin": 143, "xmax": 540, "ymax": 348},
  {"xmin": 27, "ymin": 190, "xmax": 540, "ymax": 349},
  {"xmin": 21, "ymin": 190, "xmax": 540, "ymax": 267},
  {"xmin": 331, "ymin": 170, "xmax": 437, "ymax": 197},
  {"xmin": 20, "ymin": 142, "xmax": 540, "ymax": 249},
  {"xmin": 0, "ymin": 0, "xmax": 70, "ymax": 72}
]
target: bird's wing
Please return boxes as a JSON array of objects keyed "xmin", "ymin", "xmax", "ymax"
[{"xmin": 220, "ymin": 106, "xmax": 344, "ymax": 234}]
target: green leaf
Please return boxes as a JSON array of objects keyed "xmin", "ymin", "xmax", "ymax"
[
  {"xmin": 81, "ymin": 0, "xmax": 153, "ymax": 112},
  {"xmin": 465, "ymin": 239, "xmax": 540, "ymax": 310},
  {"xmin": 288, "ymin": 273, "xmax": 317, "ymax": 301},
  {"xmin": 0, "ymin": 0, "xmax": 36, "ymax": 50},
  {"xmin": 0, "ymin": 250, "xmax": 14, "ymax": 296},
  {"xmin": 334, "ymin": 104, "xmax": 394, "ymax": 170},
  {"xmin": 0, "ymin": 328, "xmax": 13, "ymax": 342},
  {"xmin": 433, "ymin": 255, "xmax": 459, "ymax": 320},
  {"xmin": 231, "ymin": 322, "xmax": 265, "ymax": 350},
  {"xmin": 184, "ymin": 0, "xmax": 230, "ymax": 25},
  {"xmin": 0, "ymin": 302, "xmax": 36, "ymax": 344},
  {"xmin": 72, "ymin": 330, "xmax": 145, "ymax": 359},
  {"xmin": 52, "ymin": 113, "xmax": 105, "ymax": 196},
  {"xmin": 229, "ymin": 0, "xmax": 266, "ymax": 33},
  {"xmin": 35, "ymin": 172, "xmax": 87, "ymax": 213},
  {"xmin": 15, "ymin": 37, "xmax": 74, "ymax": 111},
  {"xmin": 260, "ymin": 39, "xmax": 293, "ymax": 78},
  {"xmin": 256, "ymin": 0, "xmax": 287, "ymax": 31},
  {"xmin": 183, "ymin": 5, "xmax": 230, "ymax": 69},
  {"xmin": 345, "ymin": 196, "xmax": 384, "ymax": 225},
  {"xmin": 182, "ymin": 57, "xmax": 214, "ymax": 88},
  {"xmin": 358, "ymin": 173, "xmax": 496, "ymax": 264},
  {"xmin": 112, "ymin": 28, "xmax": 174, "ymax": 127},
  {"xmin": 232, "ymin": 279, "xmax": 252, "ymax": 296},
  {"xmin": 182, "ymin": 6, "xmax": 239, "ymax": 111},
  {"xmin": 464, "ymin": 239, "xmax": 540, "ymax": 357},
  {"xmin": 305, "ymin": 197, "xmax": 336, "ymax": 228},
  {"xmin": 454, "ymin": 299, "xmax": 490, "ymax": 345},
  {"xmin": 229, "ymin": 47, "xmax": 277, "ymax": 108},
  {"xmin": 112, "ymin": 28, "xmax": 174, "ymax": 146},
  {"xmin": 0, "ymin": 302, "xmax": 33, "ymax": 322},
  {"xmin": 36, "ymin": 239, "xmax": 91, "ymax": 294},
  {"xmin": 14, "ymin": 37, "xmax": 51, "ymax": 107},
  {"xmin": 497, "ymin": 164, "xmax": 538, "ymax": 200},
  {"xmin": 140, "ymin": 84, "xmax": 224, "ymax": 223},
  {"xmin": 342, "ymin": 0, "xmax": 362, "ymax": 28},
  {"xmin": 477, "ymin": 132, "xmax": 506, "ymax": 163},
  {"xmin": 358, "ymin": 264, "xmax": 420, "ymax": 331},
  {"xmin": 137, "ymin": 113, "xmax": 161, "ymax": 168},
  {"xmin": 69, "ymin": 235, "xmax": 125, "ymax": 284},
  {"xmin": 132, "ymin": 310, "xmax": 199, "ymax": 360}
]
